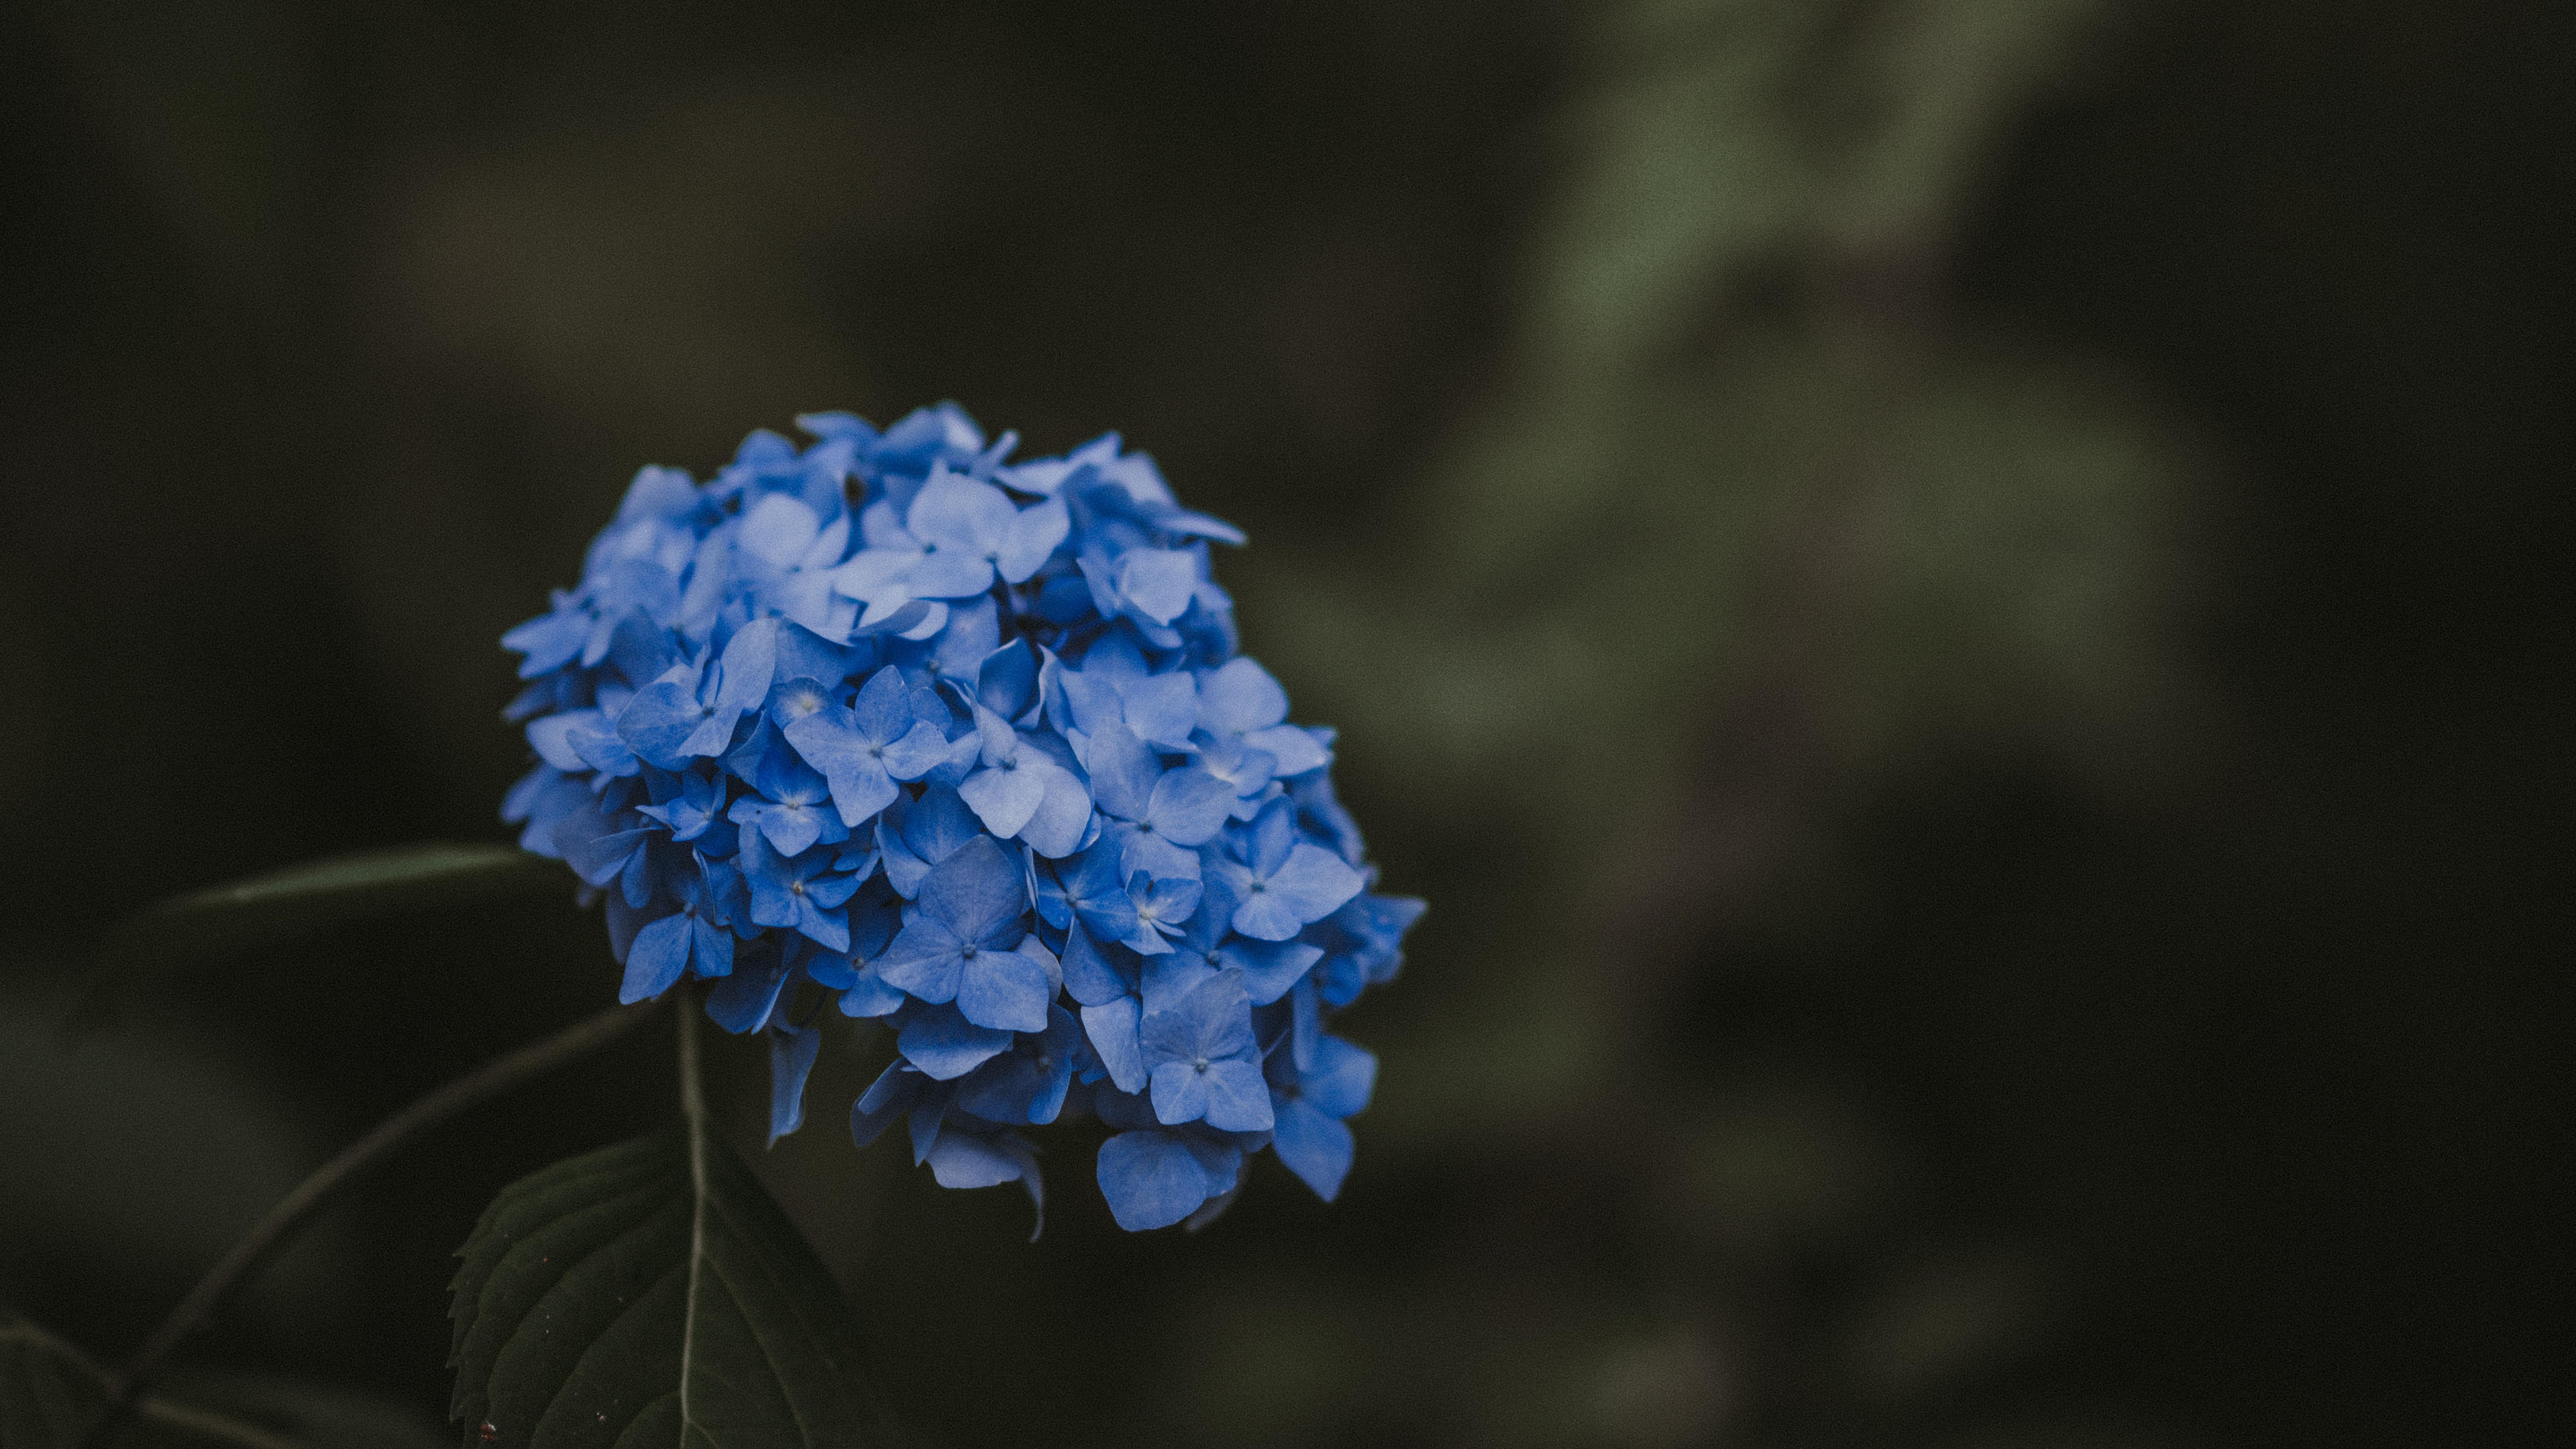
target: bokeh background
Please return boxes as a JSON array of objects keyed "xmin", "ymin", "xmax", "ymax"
[{"xmin": 1, "ymin": 1, "xmax": 2565, "ymax": 1446}]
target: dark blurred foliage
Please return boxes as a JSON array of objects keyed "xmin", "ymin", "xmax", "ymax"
[{"xmin": 1, "ymin": 1, "xmax": 2565, "ymax": 1446}]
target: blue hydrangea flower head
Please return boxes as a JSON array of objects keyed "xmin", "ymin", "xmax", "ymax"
[{"xmin": 503, "ymin": 404, "xmax": 1420, "ymax": 1231}]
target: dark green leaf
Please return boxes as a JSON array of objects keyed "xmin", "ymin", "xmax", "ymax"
[
  {"xmin": 1, "ymin": 1305, "xmax": 111, "ymax": 1448},
  {"xmin": 447, "ymin": 1128, "xmax": 885, "ymax": 1449},
  {"xmin": 145, "ymin": 1373, "xmax": 443, "ymax": 1449},
  {"xmin": 0, "ymin": 1310, "xmax": 370, "ymax": 1449},
  {"xmin": 71, "ymin": 844, "xmax": 561, "ymax": 1031}
]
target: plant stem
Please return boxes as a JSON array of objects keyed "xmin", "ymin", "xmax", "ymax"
[
  {"xmin": 105, "ymin": 998, "xmax": 665, "ymax": 1413},
  {"xmin": 678, "ymin": 979, "xmax": 708, "ymax": 1131},
  {"xmin": 675, "ymin": 983, "xmax": 711, "ymax": 1432}
]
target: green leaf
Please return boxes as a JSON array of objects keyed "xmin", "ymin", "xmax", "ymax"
[
  {"xmin": 71, "ymin": 843, "xmax": 561, "ymax": 1030},
  {"xmin": 1, "ymin": 1306, "xmax": 111, "ymax": 1448},
  {"xmin": 0, "ymin": 1309, "xmax": 382, "ymax": 1449},
  {"xmin": 447, "ymin": 1126, "xmax": 885, "ymax": 1449},
  {"xmin": 146, "ymin": 1372, "xmax": 444, "ymax": 1449},
  {"xmin": 1, "ymin": 986, "xmax": 362, "ymax": 1341}
]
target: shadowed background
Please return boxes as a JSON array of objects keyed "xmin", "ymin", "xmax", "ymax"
[{"xmin": 1, "ymin": 1, "xmax": 2565, "ymax": 1446}]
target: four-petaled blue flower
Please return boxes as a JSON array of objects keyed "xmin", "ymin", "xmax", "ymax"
[
  {"xmin": 502, "ymin": 402, "xmax": 1421, "ymax": 1232},
  {"xmin": 875, "ymin": 835, "xmax": 1062, "ymax": 1034}
]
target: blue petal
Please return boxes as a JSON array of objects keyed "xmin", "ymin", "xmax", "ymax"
[
  {"xmin": 1097, "ymin": 1130, "xmax": 1216, "ymax": 1231},
  {"xmin": 790, "ymin": 896, "xmax": 850, "ymax": 953},
  {"xmin": 1240, "ymin": 796, "xmax": 1297, "ymax": 875},
  {"xmin": 1246, "ymin": 723, "xmax": 1330, "ymax": 777},
  {"xmin": 621, "ymin": 913, "xmax": 693, "ymax": 1004},
  {"xmin": 955, "ymin": 949, "xmax": 1052, "ymax": 1033},
  {"xmin": 959, "ymin": 759, "xmax": 1045, "ymax": 839},
  {"xmin": 1195, "ymin": 657, "xmax": 1288, "ymax": 737},
  {"xmin": 782, "ymin": 709, "xmax": 900, "ymax": 828},
  {"xmin": 619, "ymin": 676, "xmax": 713, "ymax": 771},
  {"xmin": 767, "ymin": 1023, "xmax": 823, "ymax": 1145},
  {"xmin": 902, "ymin": 784, "xmax": 984, "ymax": 864},
  {"xmin": 705, "ymin": 946, "xmax": 792, "ymax": 1034},
  {"xmin": 1223, "ymin": 938, "xmax": 1323, "ymax": 1006},
  {"xmin": 838, "ymin": 963, "xmax": 910, "ymax": 1018},
  {"xmin": 1138, "ymin": 952, "xmax": 1221, "ymax": 1015},
  {"xmin": 849, "ymin": 665, "xmax": 912, "ymax": 743},
  {"xmin": 898, "ymin": 1004, "xmax": 1014, "ymax": 1080},
  {"xmin": 802, "ymin": 951, "xmax": 859, "ymax": 991},
  {"xmin": 1230, "ymin": 889, "xmax": 1307, "ymax": 943},
  {"xmin": 923, "ymin": 1127, "xmax": 1028, "ymax": 1189},
  {"xmin": 1144, "ymin": 765, "xmax": 1234, "ymax": 847},
  {"xmin": 1017, "ymin": 764, "xmax": 1093, "ymax": 858},
  {"xmin": 1082, "ymin": 722, "xmax": 1161, "ymax": 822},
  {"xmin": 1291, "ymin": 977, "xmax": 1322, "ymax": 1071},
  {"xmin": 692, "ymin": 912, "xmax": 736, "ymax": 979},
  {"xmin": 876, "ymin": 815, "xmax": 931, "ymax": 898},
  {"xmin": 1303, "ymin": 1034, "xmax": 1379, "ymax": 1119},
  {"xmin": 998, "ymin": 497, "xmax": 1069, "ymax": 584},
  {"xmin": 873, "ymin": 920, "xmax": 965, "ymax": 1004},
  {"xmin": 924, "ymin": 1131, "xmax": 1045, "ymax": 1240},
  {"xmin": 502, "ymin": 608, "xmax": 589, "ymax": 678},
  {"xmin": 1116, "ymin": 549, "xmax": 1198, "ymax": 625},
  {"xmin": 1271, "ymin": 1097, "xmax": 1355, "ymax": 1201},
  {"xmin": 713, "ymin": 617, "xmax": 781, "ymax": 715},
  {"xmin": 1147, "ymin": 1061, "xmax": 1211, "ymax": 1125},
  {"xmin": 914, "ymin": 834, "xmax": 1028, "ymax": 945},
  {"xmin": 849, "ymin": 1060, "xmax": 922, "ymax": 1148},
  {"xmin": 775, "ymin": 619, "xmax": 872, "ymax": 688},
  {"xmin": 957, "ymin": 1054, "xmax": 1045, "ymax": 1125},
  {"xmin": 1119, "ymin": 670, "xmax": 1199, "ymax": 749},
  {"xmin": 877, "ymin": 720, "xmax": 955, "ymax": 782},
  {"xmin": 1081, "ymin": 996, "xmax": 1148, "ymax": 1094},
  {"xmin": 977, "ymin": 639, "xmax": 1040, "ymax": 722},
  {"xmin": 1060, "ymin": 922, "xmax": 1139, "ymax": 1007},
  {"xmin": 1199, "ymin": 1060, "xmax": 1274, "ymax": 1132},
  {"xmin": 1263, "ymin": 844, "xmax": 1365, "ymax": 926}
]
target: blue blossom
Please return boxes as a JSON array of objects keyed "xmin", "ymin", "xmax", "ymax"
[
  {"xmin": 1267, "ymin": 1033, "xmax": 1377, "ymax": 1201},
  {"xmin": 1204, "ymin": 798, "xmax": 1364, "ymax": 941},
  {"xmin": 635, "ymin": 764, "xmax": 735, "ymax": 851},
  {"xmin": 956, "ymin": 706, "xmax": 1091, "ymax": 856},
  {"xmin": 503, "ymin": 402, "xmax": 1421, "ymax": 1230},
  {"xmin": 740, "ymin": 827, "xmax": 866, "ymax": 952},
  {"xmin": 1161, "ymin": 875, "xmax": 1322, "ymax": 1006},
  {"xmin": 1195, "ymin": 657, "xmax": 1332, "ymax": 776},
  {"xmin": 956, "ymin": 1004, "xmax": 1085, "ymax": 1126},
  {"xmin": 1084, "ymin": 720, "xmax": 1233, "ymax": 881},
  {"xmin": 1054, "ymin": 634, "xmax": 1198, "ymax": 750},
  {"xmin": 875, "ymin": 784, "xmax": 983, "ymax": 897},
  {"xmin": 617, "ymin": 619, "xmax": 778, "ymax": 770},
  {"xmin": 727, "ymin": 745, "xmax": 849, "ymax": 859},
  {"xmin": 1035, "ymin": 841, "xmax": 1142, "ymax": 947},
  {"xmin": 1140, "ymin": 969, "xmax": 1273, "ymax": 1132},
  {"xmin": 780, "ymin": 665, "xmax": 952, "ymax": 825},
  {"xmin": 1092, "ymin": 1081, "xmax": 1254, "ymax": 1232},
  {"xmin": 873, "ymin": 835, "xmax": 1060, "ymax": 1032},
  {"xmin": 620, "ymin": 859, "xmax": 737, "ymax": 1005}
]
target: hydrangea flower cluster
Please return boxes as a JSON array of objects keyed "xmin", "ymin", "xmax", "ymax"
[{"xmin": 502, "ymin": 405, "xmax": 1421, "ymax": 1232}]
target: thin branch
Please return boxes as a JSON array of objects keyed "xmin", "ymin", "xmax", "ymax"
[
  {"xmin": 105, "ymin": 998, "xmax": 665, "ymax": 1411},
  {"xmin": 132, "ymin": 1397, "xmax": 306, "ymax": 1449},
  {"xmin": 676, "ymin": 984, "xmax": 710, "ymax": 1438}
]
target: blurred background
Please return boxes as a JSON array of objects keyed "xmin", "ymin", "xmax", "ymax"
[{"xmin": 1, "ymin": 1, "xmax": 2565, "ymax": 1445}]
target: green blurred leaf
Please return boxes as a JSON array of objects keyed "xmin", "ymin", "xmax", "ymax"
[
  {"xmin": 1, "ymin": 1305, "xmax": 110, "ymax": 1448},
  {"xmin": 447, "ymin": 1127, "xmax": 884, "ymax": 1449},
  {"xmin": 1, "ymin": 987, "xmax": 353, "ymax": 1337},
  {"xmin": 146, "ymin": 1373, "xmax": 441, "ymax": 1449},
  {"xmin": 0, "ymin": 1309, "xmax": 370, "ymax": 1449},
  {"xmin": 71, "ymin": 844, "xmax": 561, "ymax": 1030},
  {"xmin": 46, "ymin": 0, "xmax": 315, "ymax": 301}
]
